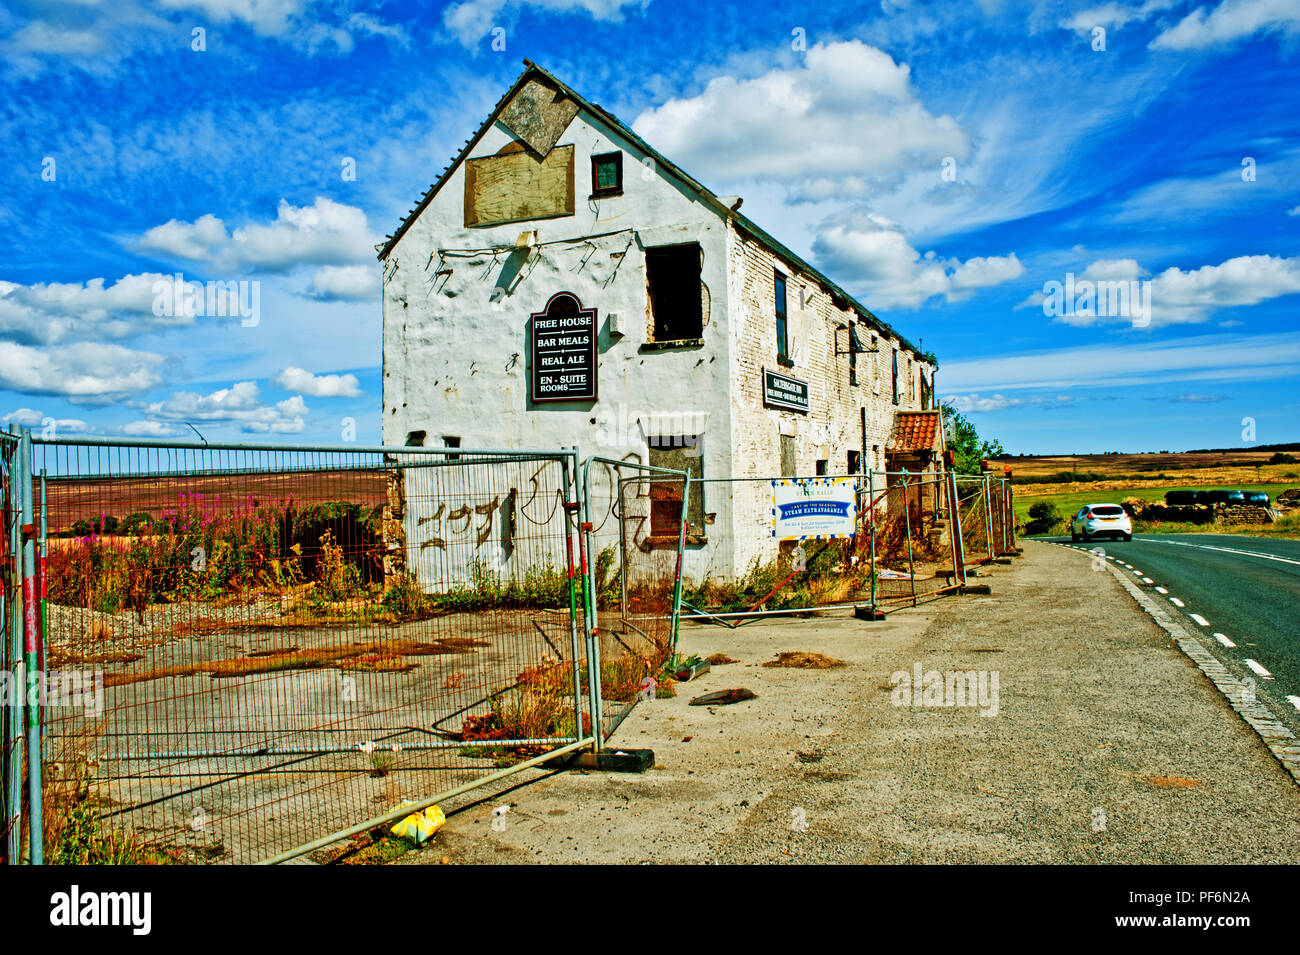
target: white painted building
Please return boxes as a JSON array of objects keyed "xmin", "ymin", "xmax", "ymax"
[{"xmin": 379, "ymin": 62, "xmax": 940, "ymax": 587}]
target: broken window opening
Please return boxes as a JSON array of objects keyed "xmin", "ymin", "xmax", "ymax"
[{"xmin": 646, "ymin": 243, "xmax": 703, "ymax": 342}]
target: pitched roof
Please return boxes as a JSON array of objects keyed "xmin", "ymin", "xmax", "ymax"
[
  {"xmin": 886, "ymin": 410, "xmax": 943, "ymax": 454},
  {"xmin": 378, "ymin": 60, "xmax": 927, "ymax": 360}
]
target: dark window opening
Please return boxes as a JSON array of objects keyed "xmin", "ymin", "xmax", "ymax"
[
  {"xmin": 405, "ymin": 430, "xmax": 426, "ymax": 447},
  {"xmin": 849, "ymin": 345, "xmax": 857, "ymax": 387},
  {"xmin": 648, "ymin": 435, "xmax": 704, "ymax": 540},
  {"xmin": 646, "ymin": 243, "xmax": 703, "ymax": 342},
  {"xmin": 815, "ymin": 459, "xmax": 828, "ymax": 476},
  {"xmin": 847, "ymin": 450, "xmax": 861, "ymax": 474},
  {"xmin": 891, "ymin": 348, "xmax": 899, "ymax": 406},
  {"xmin": 779, "ymin": 433, "xmax": 796, "ymax": 477},
  {"xmin": 775, "ymin": 270, "xmax": 789, "ymax": 362},
  {"xmin": 443, "ymin": 435, "xmax": 461, "ymax": 461},
  {"xmin": 591, "ymin": 151, "xmax": 623, "ymax": 198}
]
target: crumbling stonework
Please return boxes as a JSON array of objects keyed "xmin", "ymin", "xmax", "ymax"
[{"xmin": 382, "ymin": 469, "xmax": 407, "ymax": 580}]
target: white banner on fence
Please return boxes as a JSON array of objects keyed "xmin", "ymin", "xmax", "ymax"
[{"xmin": 770, "ymin": 477, "xmax": 857, "ymax": 540}]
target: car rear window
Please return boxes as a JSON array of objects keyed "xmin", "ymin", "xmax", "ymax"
[{"xmin": 1091, "ymin": 505, "xmax": 1124, "ymax": 515}]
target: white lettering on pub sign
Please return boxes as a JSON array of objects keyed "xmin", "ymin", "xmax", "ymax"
[
  {"xmin": 762, "ymin": 367, "xmax": 809, "ymax": 414},
  {"xmin": 530, "ymin": 291, "xmax": 598, "ymax": 402}
]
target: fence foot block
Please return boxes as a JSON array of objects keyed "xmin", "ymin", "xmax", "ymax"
[
  {"xmin": 961, "ymin": 584, "xmax": 993, "ymax": 595},
  {"xmin": 993, "ymin": 557, "xmax": 1013, "ymax": 565},
  {"xmin": 854, "ymin": 606, "xmax": 886, "ymax": 621},
  {"xmin": 546, "ymin": 748, "xmax": 655, "ymax": 773}
]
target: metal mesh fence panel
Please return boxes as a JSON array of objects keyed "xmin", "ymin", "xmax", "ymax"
[
  {"xmin": 582, "ymin": 458, "xmax": 687, "ymax": 740},
  {"xmin": 862, "ymin": 470, "xmax": 960, "ymax": 607},
  {"xmin": 0, "ymin": 433, "xmax": 19, "ymax": 862},
  {"xmin": 955, "ymin": 475, "xmax": 992, "ymax": 566},
  {"xmin": 33, "ymin": 439, "xmax": 589, "ymax": 864},
  {"xmin": 676, "ymin": 474, "xmax": 872, "ymax": 619}
]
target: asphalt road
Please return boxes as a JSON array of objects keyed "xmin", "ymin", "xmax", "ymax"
[{"xmin": 1045, "ymin": 533, "xmax": 1300, "ymax": 735}]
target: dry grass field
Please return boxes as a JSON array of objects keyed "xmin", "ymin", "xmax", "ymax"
[{"xmin": 994, "ymin": 450, "xmax": 1300, "ymax": 500}]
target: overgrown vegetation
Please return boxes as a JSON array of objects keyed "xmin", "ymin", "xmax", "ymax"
[
  {"xmin": 47, "ymin": 495, "xmax": 383, "ymax": 614},
  {"xmin": 940, "ymin": 404, "xmax": 1006, "ymax": 474},
  {"xmin": 1024, "ymin": 501, "xmax": 1063, "ymax": 536}
]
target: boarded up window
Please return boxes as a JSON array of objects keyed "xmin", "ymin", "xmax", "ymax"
[
  {"xmin": 464, "ymin": 143, "xmax": 575, "ymax": 227},
  {"xmin": 780, "ymin": 433, "xmax": 796, "ymax": 477},
  {"xmin": 648, "ymin": 436, "xmax": 704, "ymax": 538}
]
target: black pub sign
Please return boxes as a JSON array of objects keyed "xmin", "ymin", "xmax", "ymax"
[
  {"xmin": 529, "ymin": 291, "xmax": 598, "ymax": 402},
  {"xmin": 762, "ymin": 367, "xmax": 809, "ymax": 414}
]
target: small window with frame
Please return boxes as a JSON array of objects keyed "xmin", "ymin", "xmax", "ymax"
[{"xmin": 591, "ymin": 151, "xmax": 623, "ymax": 198}]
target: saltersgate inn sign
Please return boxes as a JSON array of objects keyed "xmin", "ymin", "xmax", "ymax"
[{"xmin": 530, "ymin": 291, "xmax": 598, "ymax": 403}]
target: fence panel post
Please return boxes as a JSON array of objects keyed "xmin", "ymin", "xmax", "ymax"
[
  {"xmin": 947, "ymin": 469, "xmax": 966, "ymax": 586},
  {"xmin": 3, "ymin": 432, "xmax": 22, "ymax": 864},
  {"xmin": 19, "ymin": 429, "xmax": 40, "ymax": 863}
]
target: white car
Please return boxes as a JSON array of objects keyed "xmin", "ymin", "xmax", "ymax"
[{"xmin": 1069, "ymin": 503, "xmax": 1132, "ymax": 542}]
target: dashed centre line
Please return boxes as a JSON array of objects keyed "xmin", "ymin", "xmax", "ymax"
[
  {"xmin": 1169, "ymin": 597, "xmax": 1185, "ymax": 608},
  {"xmin": 1189, "ymin": 613, "xmax": 1210, "ymax": 627},
  {"xmin": 1245, "ymin": 659, "xmax": 1272, "ymax": 678},
  {"xmin": 1141, "ymin": 577, "xmax": 1153, "ymax": 584},
  {"xmin": 1214, "ymin": 633, "xmax": 1236, "ymax": 648},
  {"xmin": 1155, "ymin": 586, "xmax": 1168, "ymax": 594},
  {"xmin": 1288, "ymin": 696, "xmax": 1300, "ymax": 714}
]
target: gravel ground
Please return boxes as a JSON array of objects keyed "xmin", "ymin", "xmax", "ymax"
[{"xmin": 415, "ymin": 541, "xmax": 1300, "ymax": 864}]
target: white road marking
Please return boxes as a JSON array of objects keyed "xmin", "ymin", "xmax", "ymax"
[
  {"xmin": 1169, "ymin": 597, "xmax": 1185, "ymax": 607},
  {"xmin": 1288, "ymin": 696, "xmax": 1300, "ymax": 713},
  {"xmin": 1141, "ymin": 577, "xmax": 1153, "ymax": 584},
  {"xmin": 1189, "ymin": 613, "xmax": 1209, "ymax": 627},
  {"xmin": 1142, "ymin": 538, "xmax": 1300, "ymax": 568},
  {"xmin": 1245, "ymin": 659, "xmax": 1272, "ymax": 678},
  {"xmin": 1214, "ymin": 633, "xmax": 1235, "ymax": 648},
  {"xmin": 1155, "ymin": 586, "xmax": 1168, "ymax": 594}
]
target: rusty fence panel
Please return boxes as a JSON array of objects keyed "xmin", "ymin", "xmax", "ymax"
[
  {"xmin": 32, "ymin": 438, "xmax": 592, "ymax": 864},
  {"xmin": 0, "ymin": 432, "xmax": 19, "ymax": 863},
  {"xmin": 862, "ymin": 470, "xmax": 961, "ymax": 608},
  {"xmin": 582, "ymin": 457, "xmax": 688, "ymax": 740}
]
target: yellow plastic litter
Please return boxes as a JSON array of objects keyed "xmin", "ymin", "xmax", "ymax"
[{"xmin": 390, "ymin": 803, "xmax": 446, "ymax": 844}]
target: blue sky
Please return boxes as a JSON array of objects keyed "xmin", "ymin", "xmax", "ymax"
[{"xmin": 1, "ymin": 0, "xmax": 1297, "ymax": 454}]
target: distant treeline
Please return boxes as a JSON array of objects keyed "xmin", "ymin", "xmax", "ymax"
[{"xmin": 1184, "ymin": 443, "xmax": 1300, "ymax": 453}]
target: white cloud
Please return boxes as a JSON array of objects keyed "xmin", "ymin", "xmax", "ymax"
[
  {"xmin": 275, "ymin": 366, "xmax": 362, "ymax": 398},
  {"xmin": 1, "ymin": 1, "xmax": 407, "ymax": 77},
  {"xmin": 442, "ymin": 0, "xmax": 648, "ymax": 47},
  {"xmin": 1061, "ymin": 0, "xmax": 1176, "ymax": 32},
  {"xmin": 0, "ymin": 273, "xmax": 188, "ymax": 345},
  {"xmin": 307, "ymin": 264, "xmax": 379, "ymax": 301},
  {"xmin": 1, "ymin": 408, "xmax": 88, "ymax": 432},
  {"xmin": 633, "ymin": 41, "xmax": 968, "ymax": 202},
  {"xmin": 1151, "ymin": 0, "xmax": 1300, "ymax": 49},
  {"xmin": 1020, "ymin": 254, "xmax": 1300, "ymax": 326},
  {"xmin": 941, "ymin": 330, "xmax": 1300, "ymax": 392},
  {"xmin": 812, "ymin": 210, "xmax": 1023, "ymax": 308},
  {"xmin": 1287, "ymin": 205, "xmax": 1300, "ymax": 217},
  {"xmin": 120, "ymin": 420, "xmax": 184, "ymax": 438},
  {"xmin": 136, "ymin": 198, "xmax": 376, "ymax": 274},
  {"xmin": 137, "ymin": 213, "xmax": 229, "ymax": 261},
  {"xmin": 135, "ymin": 381, "xmax": 308, "ymax": 433},
  {"xmin": 0, "ymin": 341, "xmax": 166, "ymax": 399},
  {"xmin": 1149, "ymin": 254, "xmax": 1300, "ymax": 322},
  {"xmin": 943, "ymin": 394, "xmax": 1073, "ymax": 413}
]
